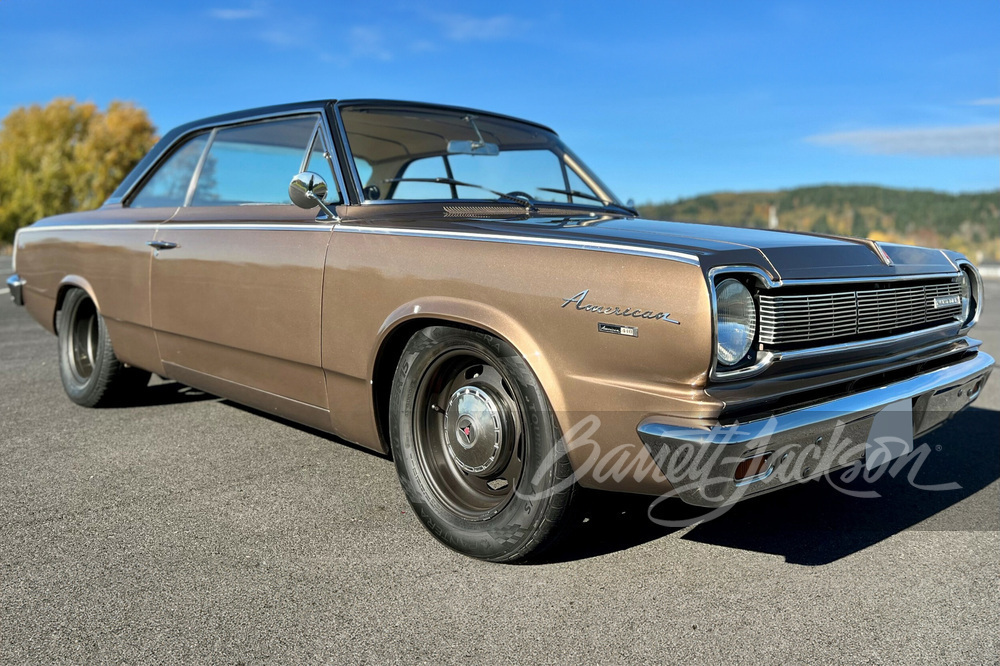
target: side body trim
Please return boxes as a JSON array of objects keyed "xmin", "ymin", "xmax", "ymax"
[{"xmin": 335, "ymin": 224, "xmax": 701, "ymax": 265}]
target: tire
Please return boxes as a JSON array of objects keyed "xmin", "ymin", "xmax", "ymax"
[
  {"xmin": 389, "ymin": 326, "xmax": 576, "ymax": 562},
  {"xmin": 57, "ymin": 288, "xmax": 150, "ymax": 407}
]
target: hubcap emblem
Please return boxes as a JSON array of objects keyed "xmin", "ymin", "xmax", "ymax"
[{"xmin": 443, "ymin": 385, "xmax": 508, "ymax": 476}]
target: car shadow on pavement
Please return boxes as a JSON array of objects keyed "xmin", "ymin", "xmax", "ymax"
[
  {"xmin": 542, "ymin": 407, "xmax": 999, "ymax": 566},
  {"xmin": 121, "ymin": 380, "xmax": 220, "ymax": 407},
  {"xmin": 218, "ymin": 399, "xmax": 394, "ymax": 460}
]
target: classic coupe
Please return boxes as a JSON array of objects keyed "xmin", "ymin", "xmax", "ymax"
[{"xmin": 7, "ymin": 100, "xmax": 993, "ymax": 561}]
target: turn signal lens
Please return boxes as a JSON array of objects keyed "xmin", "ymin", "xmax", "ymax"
[{"xmin": 734, "ymin": 453, "xmax": 772, "ymax": 481}]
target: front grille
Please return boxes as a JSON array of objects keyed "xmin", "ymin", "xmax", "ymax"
[{"xmin": 759, "ymin": 280, "xmax": 962, "ymax": 346}]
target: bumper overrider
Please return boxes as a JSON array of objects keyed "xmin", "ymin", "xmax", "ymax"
[
  {"xmin": 7, "ymin": 274, "xmax": 24, "ymax": 306},
  {"xmin": 638, "ymin": 351, "xmax": 995, "ymax": 507}
]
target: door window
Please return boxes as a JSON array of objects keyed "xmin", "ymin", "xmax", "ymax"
[
  {"xmin": 190, "ymin": 116, "xmax": 320, "ymax": 206},
  {"xmin": 130, "ymin": 133, "xmax": 210, "ymax": 208}
]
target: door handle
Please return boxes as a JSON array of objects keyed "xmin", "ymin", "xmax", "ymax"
[{"xmin": 146, "ymin": 240, "xmax": 178, "ymax": 250}]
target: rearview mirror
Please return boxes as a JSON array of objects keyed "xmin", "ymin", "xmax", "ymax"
[
  {"xmin": 446, "ymin": 140, "xmax": 500, "ymax": 156},
  {"xmin": 289, "ymin": 172, "xmax": 337, "ymax": 219}
]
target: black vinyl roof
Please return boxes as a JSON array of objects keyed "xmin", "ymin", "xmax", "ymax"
[{"xmin": 107, "ymin": 99, "xmax": 555, "ymax": 204}]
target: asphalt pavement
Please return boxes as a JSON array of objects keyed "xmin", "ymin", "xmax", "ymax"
[{"xmin": 1, "ymin": 257, "xmax": 997, "ymax": 664}]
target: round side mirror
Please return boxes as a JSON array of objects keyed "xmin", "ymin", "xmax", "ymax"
[{"xmin": 289, "ymin": 172, "xmax": 329, "ymax": 210}]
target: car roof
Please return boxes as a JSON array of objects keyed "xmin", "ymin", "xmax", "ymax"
[
  {"xmin": 106, "ymin": 99, "xmax": 556, "ymax": 204},
  {"xmin": 172, "ymin": 99, "xmax": 556, "ymax": 138}
]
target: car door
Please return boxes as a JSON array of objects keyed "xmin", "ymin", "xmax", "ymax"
[{"xmin": 149, "ymin": 114, "xmax": 342, "ymax": 431}]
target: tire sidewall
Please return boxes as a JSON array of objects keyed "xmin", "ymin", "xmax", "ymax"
[
  {"xmin": 390, "ymin": 327, "xmax": 573, "ymax": 561},
  {"xmin": 57, "ymin": 289, "xmax": 110, "ymax": 406}
]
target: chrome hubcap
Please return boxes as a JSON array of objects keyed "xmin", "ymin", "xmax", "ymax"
[{"xmin": 444, "ymin": 385, "xmax": 510, "ymax": 476}]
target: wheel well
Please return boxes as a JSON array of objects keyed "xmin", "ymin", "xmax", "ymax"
[
  {"xmin": 53, "ymin": 284, "xmax": 84, "ymax": 333},
  {"xmin": 371, "ymin": 317, "xmax": 485, "ymax": 455}
]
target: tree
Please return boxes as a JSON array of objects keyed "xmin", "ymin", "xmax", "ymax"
[
  {"xmin": 851, "ymin": 210, "xmax": 867, "ymax": 238},
  {"xmin": 813, "ymin": 214, "xmax": 832, "ymax": 234},
  {"xmin": 0, "ymin": 98, "xmax": 157, "ymax": 243}
]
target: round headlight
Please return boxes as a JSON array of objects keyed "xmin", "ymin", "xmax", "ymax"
[
  {"xmin": 716, "ymin": 278, "xmax": 757, "ymax": 367},
  {"xmin": 959, "ymin": 270, "xmax": 972, "ymax": 324}
]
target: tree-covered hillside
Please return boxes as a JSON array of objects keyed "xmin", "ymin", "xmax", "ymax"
[{"xmin": 638, "ymin": 186, "xmax": 999, "ymax": 262}]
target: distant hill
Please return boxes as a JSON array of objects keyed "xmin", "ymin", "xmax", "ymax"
[{"xmin": 637, "ymin": 185, "xmax": 999, "ymax": 262}]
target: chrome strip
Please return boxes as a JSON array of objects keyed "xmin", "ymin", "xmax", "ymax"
[
  {"xmin": 183, "ymin": 127, "xmax": 216, "ymax": 208},
  {"xmin": 938, "ymin": 250, "xmax": 959, "ymax": 271},
  {"xmin": 333, "ymin": 224, "xmax": 702, "ymax": 265},
  {"xmin": 300, "ymin": 119, "xmax": 322, "ymax": 173},
  {"xmin": 16, "ymin": 223, "xmax": 336, "ymax": 233},
  {"xmin": 775, "ymin": 321, "xmax": 963, "ymax": 362},
  {"xmin": 641, "ymin": 351, "xmax": 994, "ymax": 446},
  {"xmin": 331, "ymin": 103, "xmax": 363, "ymax": 204}
]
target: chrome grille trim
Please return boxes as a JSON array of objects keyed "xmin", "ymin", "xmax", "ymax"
[{"xmin": 759, "ymin": 281, "xmax": 962, "ymax": 345}]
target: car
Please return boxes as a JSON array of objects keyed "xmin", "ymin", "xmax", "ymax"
[{"xmin": 7, "ymin": 99, "xmax": 994, "ymax": 561}]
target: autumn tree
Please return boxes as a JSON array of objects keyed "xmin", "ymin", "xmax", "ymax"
[{"xmin": 0, "ymin": 98, "xmax": 157, "ymax": 243}]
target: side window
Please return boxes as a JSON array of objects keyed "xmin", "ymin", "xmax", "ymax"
[
  {"xmin": 190, "ymin": 116, "xmax": 320, "ymax": 206},
  {"xmin": 392, "ymin": 156, "xmax": 450, "ymax": 199},
  {"xmin": 303, "ymin": 132, "xmax": 343, "ymax": 204},
  {"xmin": 130, "ymin": 134, "xmax": 210, "ymax": 208}
]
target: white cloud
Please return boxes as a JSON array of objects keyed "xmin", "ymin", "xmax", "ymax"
[
  {"xmin": 259, "ymin": 29, "xmax": 296, "ymax": 47},
  {"xmin": 347, "ymin": 26, "xmax": 392, "ymax": 61},
  {"xmin": 969, "ymin": 97, "xmax": 1000, "ymax": 106},
  {"xmin": 210, "ymin": 7, "xmax": 265, "ymax": 20},
  {"xmin": 806, "ymin": 125, "xmax": 999, "ymax": 157},
  {"xmin": 431, "ymin": 13, "xmax": 519, "ymax": 42}
]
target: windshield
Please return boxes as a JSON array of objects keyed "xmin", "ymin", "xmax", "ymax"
[{"xmin": 339, "ymin": 104, "xmax": 622, "ymax": 209}]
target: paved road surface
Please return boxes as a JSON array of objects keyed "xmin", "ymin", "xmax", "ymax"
[{"xmin": 1, "ymin": 265, "xmax": 997, "ymax": 664}]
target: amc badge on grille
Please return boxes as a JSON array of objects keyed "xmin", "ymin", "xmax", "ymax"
[{"xmin": 934, "ymin": 295, "xmax": 962, "ymax": 309}]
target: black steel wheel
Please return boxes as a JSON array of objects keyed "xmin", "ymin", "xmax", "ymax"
[
  {"xmin": 57, "ymin": 288, "xmax": 150, "ymax": 407},
  {"xmin": 389, "ymin": 326, "xmax": 576, "ymax": 562}
]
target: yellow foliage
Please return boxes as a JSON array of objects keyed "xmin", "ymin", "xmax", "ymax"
[{"xmin": 0, "ymin": 98, "xmax": 157, "ymax": 243}]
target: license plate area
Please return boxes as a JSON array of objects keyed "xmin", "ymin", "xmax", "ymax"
[{"xmin": 865, "ymin": 398, "xmax": 914, "ymax": 470}]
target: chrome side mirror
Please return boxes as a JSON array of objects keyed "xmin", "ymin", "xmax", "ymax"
[{"xmin": 289, "ymin": 172, "xmax": 337, "ymax": 220}]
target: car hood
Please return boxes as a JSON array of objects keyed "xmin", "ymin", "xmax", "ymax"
[{"xmin": 443, "ymin": 214, "xmax": 960, "ymax": 281}]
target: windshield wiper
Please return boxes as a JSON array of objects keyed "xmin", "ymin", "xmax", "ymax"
[
  {"xmin": 536, "ymin": 187, "xmax": 637, "ymax": 216},
  {"xmin": 383, "ymin": 177, "xmax": 536, "ymax": 210}
]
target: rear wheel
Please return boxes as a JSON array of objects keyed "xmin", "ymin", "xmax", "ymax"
[
  {"xmin": 57, "ymin": 288, "xmax": 150, "ymax": 407},
  {"xmin": 389, "ymin": 326, "xmax": 576, "ymax": 562}
]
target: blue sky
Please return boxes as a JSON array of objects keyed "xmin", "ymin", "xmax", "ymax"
[{"xmin": 1, "ymin": 0, "xmax": 997, "ymax": 203}]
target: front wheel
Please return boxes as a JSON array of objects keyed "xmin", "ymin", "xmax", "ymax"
[
  {"xmin": 389, "ymin": 326, "xmax": 576, "ymax": 562},
  {"xmin": 57, "ymin": 288, "xmax": 150, "ymax": 407}
]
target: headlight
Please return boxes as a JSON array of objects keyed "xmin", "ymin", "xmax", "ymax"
[
  {"xmin": 715, "ymin": 278, "xmax": 757, "ymax": 366},
  {"xmin": 959, "ymin": 271, "xmax": 971, "ymax": 324},
  {"xmin": 958, "ymin": 263, "xmax": 980, "ymax": 328}
]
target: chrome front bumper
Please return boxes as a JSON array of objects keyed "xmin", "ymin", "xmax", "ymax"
[
  {"xmin": 638, "ymin": 351, "xmax": 995, "ymax": 507},
  {"xmin": 6, "ymin": 274, "xmax": 24, "ymax": 306}
]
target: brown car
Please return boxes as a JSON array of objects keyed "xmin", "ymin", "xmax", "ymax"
[{"xmin": 7, "ymin": 99, "xmax": 994, "ymax": 561}]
